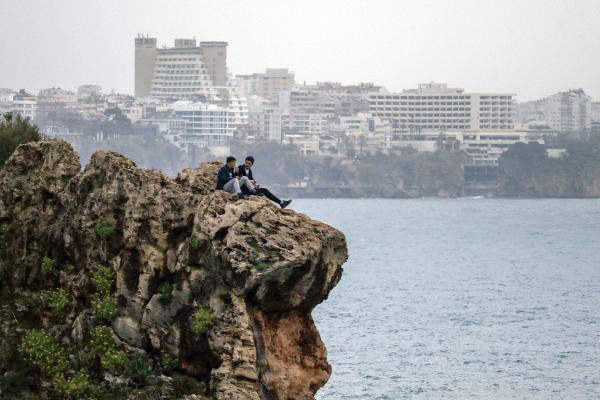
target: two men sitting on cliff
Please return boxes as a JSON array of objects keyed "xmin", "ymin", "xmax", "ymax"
[{"xmin": 216, "ymin": 156, "xmax": 292, "ymax": 209}]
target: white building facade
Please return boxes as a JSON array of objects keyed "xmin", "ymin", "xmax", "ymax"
[{"xmin": 369, "ymin": 82, "xmax": 515, "ymax": 131}]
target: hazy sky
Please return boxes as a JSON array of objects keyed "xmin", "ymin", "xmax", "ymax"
[{"xmin": 1, "ymin": 0, "xmax": 599, "ymax": 101}]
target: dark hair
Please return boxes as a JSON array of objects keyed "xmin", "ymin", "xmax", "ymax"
[
  {"xmin": 226, "ymin": 156, "xmax": 236, "ymax": 163},
  {"xmin": 245, "ymin": 156, "xmax": 255, "ymax": 164}
]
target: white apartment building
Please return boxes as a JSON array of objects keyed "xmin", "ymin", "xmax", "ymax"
[
  {"xmin": 279, "ymin": 88, "xmax": 337, "ymax": 116},
  {"xmin": 539, "ymin": 89, "xmax": 592, "ymax": 132},
  {"xmin": 37, "ymin": 87, "xmax": 78, "ymax": 120},
  {"xmin": 162, "ymin": 101, "xmax": 233, "ymax": 156},
  {"xmin": 369, "ymin": 82, "xmax": 515, "ymax": 131},
  {"xmin": 149, "ymin": 50, "xmax": 218, "ymax": 99},
  {"xmin": 0, "ymin": 89, "xmax": 15, "ymax": 115},
  {"xmin": 283, "ymin": 113, "xmax": 328, "ymax": 136},
  {"xmin": 247, "ymin": 95, "xmax": 282, "ymax": 142},
  {"xmin": 12, "ymin": 90, "xmax": 37, "ymax": 120},
  {"xmin": 222, "ymin": 80, "xmax": 248, "ymax": 129},
  {"xmin": 592, "ymin": 101, "xmax": 600, "ymax": 122}
]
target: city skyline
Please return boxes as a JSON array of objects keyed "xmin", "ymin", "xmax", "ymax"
[{"xmin": 1, "ymin": 0, "xmax": 600, "ymax": 101}]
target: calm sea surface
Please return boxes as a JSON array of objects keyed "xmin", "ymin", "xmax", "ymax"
[{"xmin": 292, "ymin": 199, "xmax": 600, "ymax": 399}]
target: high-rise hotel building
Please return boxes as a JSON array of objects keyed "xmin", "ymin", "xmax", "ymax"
[
  {"xmin": 134, "ymin": 35, "xmax": 228, "ymax": 98},
  {"xmin": 368, "ymin": 82, "xmax": 515, "ymax": 131}
]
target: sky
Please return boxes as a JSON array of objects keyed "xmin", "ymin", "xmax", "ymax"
[{"xmin": 0, "ymin": 0, "xmax": 599, "ymax": 102}]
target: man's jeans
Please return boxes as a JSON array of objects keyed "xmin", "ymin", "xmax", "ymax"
[{"xmin": 223, "ymin": 176, "xmax": 255, "ymax": 194}]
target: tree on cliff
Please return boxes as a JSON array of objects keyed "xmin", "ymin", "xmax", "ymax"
[{"xmin": 0, "ymin": 113, "xmax": 42, "ymax": 167}]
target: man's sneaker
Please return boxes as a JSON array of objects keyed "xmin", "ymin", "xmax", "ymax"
[
  {"xmin": 280, "ymin": 200, "xmax": 292, "ymax": 209},
  {"xmin": 238, "ymin": 193, "xmax": 249, "ymax": 200}
]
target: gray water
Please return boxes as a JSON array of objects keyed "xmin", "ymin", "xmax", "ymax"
[{"xmin": 292, "ymin": 199, "xmax": 600, "ymax": 399}]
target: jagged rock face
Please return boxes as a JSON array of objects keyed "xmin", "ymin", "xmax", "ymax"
[{"xmin": 0, "ymin": 140, "xmax": 347, "ymax": 399}]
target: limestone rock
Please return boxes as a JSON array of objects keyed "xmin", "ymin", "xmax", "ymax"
[{"xmin": 0, "ymin": 140, "xmax": 347, "ymax": 399}]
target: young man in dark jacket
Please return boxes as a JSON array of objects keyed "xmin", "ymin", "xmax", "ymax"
[
  {"xmin": 238, "ymin": 156, "xmax": 292, "ymax": 209},
  {"xmin": 216, "ymin": 156, "xmax": 255, "ymax": 199}
]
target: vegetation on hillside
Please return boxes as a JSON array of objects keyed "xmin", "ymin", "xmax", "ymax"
[
  {"xmin": 0, "ymin": 113, "xmax": 42, "ymax": 167},
  {"xmin": 498, "ymin": 137, "xmax": 600, "ymax": 197}
]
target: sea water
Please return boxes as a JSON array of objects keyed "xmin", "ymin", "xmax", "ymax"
[{"xmin": 292, "ymin": 199, "xmax": 600, "ymax": 399}]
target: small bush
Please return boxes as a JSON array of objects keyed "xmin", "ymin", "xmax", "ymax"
[
  {"xmin": 126, "ymin": 353, "xmax": 154, "ymax": 384},
  {"xmin": 92, "ymin": 265, "xmax": 118, "ymax": 321},
  {"xmin": 173, "ymin": 374, "xmax": 207, "ymax": 398},
  {"xmin": 161, "ymin": 350, "xmax": 178, "ymax": 373},
  {"xmin": 157, "ymin": 282, "xmax": 173, "ymax": 304},
  {"xmin": 92, "ymin": 266, "xmax": 114, "ymax": 295},
  {"xmin": 191, "ymin": 306, "xmax": 214, "ymax": 335},
  {"xmin": 90, "ymin": 326, "xmax": 127, "ymax": 372},
  {"xmin": 252, "ymin": 260, "xmax": 268, "ymax": 272},
  {"xmin": 36, "ymin": 289, "xmax": 70, "ymax": 317},
  {"xmin": 40, "ymin": 256, "xmax": 56, "ymax": 275},
  {"xmin": 95, "ymin": 220, "xmax": 116, "ymax": 239},
  {"xmin": 53, "ymin": 372, "xmax": 95, "ymax": 400},
  {"xmin": 190, "ymin": 237, "xmax": 204, "ymax": 250},
  {"xmin": 19, "ymin": 329, "xmax": 69, "ymax": 377},
  {"xmin": 92, "ymin": 295, "xmax": 118, "ymax": 322}
]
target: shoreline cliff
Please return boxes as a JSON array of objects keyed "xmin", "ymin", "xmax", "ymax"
[{"xmin": 0, "ymin": 140, "xmax": 348, "ymax": 399}]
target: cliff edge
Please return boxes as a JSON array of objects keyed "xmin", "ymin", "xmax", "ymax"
[{"xmin": 0, "ymin": 140, "xmax": 347, "ymax": 399}]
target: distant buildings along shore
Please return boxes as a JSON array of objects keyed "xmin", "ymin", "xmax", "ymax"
[{"xmin": 1, "ymin": 34, "xmax": 599, "ymax": 167}]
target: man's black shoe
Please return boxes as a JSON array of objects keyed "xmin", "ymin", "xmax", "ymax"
[
  {"xmin": 280, "ymin": 200, "xmax": 292, "ymax": 209},
  {"xmin": 238, "ymin": 193, "xmax": 249, "ymax": 200}
]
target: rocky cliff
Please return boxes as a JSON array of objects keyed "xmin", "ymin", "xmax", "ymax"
[{"xmin": 0, "ymin": 140, "xmax": 347, "ymax": 399}]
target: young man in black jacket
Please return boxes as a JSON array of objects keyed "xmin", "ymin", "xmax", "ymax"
[
  {"xmin": 216, "ymin": 156, "xmax": 255, "ymax": 199},
  {"xmin": 238, "ymin": 156, "xmax": 292, "ymax": 209}
]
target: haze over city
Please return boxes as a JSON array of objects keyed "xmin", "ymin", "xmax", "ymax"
[{"xmin": 1, "ymin": 0, "xmax": 600, "ymax": 101}]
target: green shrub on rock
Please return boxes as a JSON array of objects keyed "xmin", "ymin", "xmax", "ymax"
[
  {"xmin": 90, "ymin": 326, "xmax": 127, "ymax": 372},
  {"xmin": 92, "ymin": 295, "xmax": 118, "ymax": 322},
  {"xmin": 19, "ymin": 329, "xmax": 69, "ymax": 377},
  {"xmin": 190, "ymin": 237, "xmax": 205, "ymax": 250},
  {"xmin": 95, "ymin": 220, "xmax": 116, "ymax": 239},
  {"xmin": 191, "ymin": 306, "xmax": 214, "ymax": 335},
  {"xmin": 160, "ymin": 350, "xmax": 178, "ymax": 373},
  {"xmin": 157, "ymin": 282, "xmax": 173, "ymax": 304},
  {"xmin": 92, "ymin": 265, "xmax": 118, "ymax": 322},
  {"xmin": 40, "ymin": 256, "xmax": 56, "ymax": 275},
  {"xmin": 126, "ymin": 353, "xmax": 154, "ymax": 384},
  {"xmin": 53, "ymin": 372, "xmax": 95, "ymax": 400},
  {"xmin": 92, "ymin": 266, "xmax": 114, "ymax": 295},
  {"xmin": 35, "ymin": 288, "xmax": 70, "ymax": 317}
]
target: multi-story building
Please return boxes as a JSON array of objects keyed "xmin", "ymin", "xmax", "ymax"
[
  {"xmin": 537, "ymin": 89, "xmax": 591, "ymax": 132},
  {"xmin": 141, "ymin": 101, "xmax": 233, "ymax": 156},
  {"xmin": 369, "ymin": 82, "xmax": 516, "ymax": 131},
  {"xmin": 279, "ymin": 88, "xmax": 336, "ymax": 116},
  {"xmin": 236, "ymin": 68, "xmax": 295, "ymax": 102},
  {"xmin": 283, "ymin": 113, "xmax": 328, "ymax": 136},
  {"xmin": 134, "ymin": 35, "xmax": 227, "ymax": 98},
  {"xmin": 37, "ymin": 87, "xmax": 78, "ymax": 120},
  {"xmin": 11, "ymin": 90, "xmax": 37, "ymax": 120},
  {"xmin": 247, "ymin": 95, "xmax": 282, "ymax": 142},
  {"xmin": 592, "ymin": 101, "xmax": 600, "ymax": 123},
  {"xmin": 517, "ymin": 89, "xmax": 592, "ymax": 133},
  {"xmin": 0, "ymin": 89, "xmax": 15, "ymax": 115}
]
